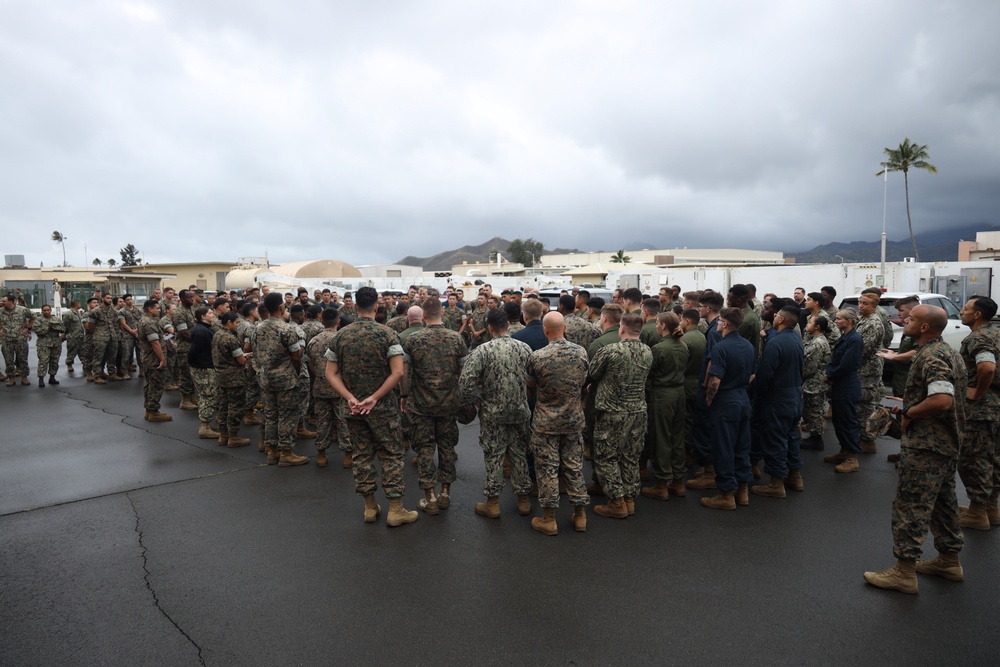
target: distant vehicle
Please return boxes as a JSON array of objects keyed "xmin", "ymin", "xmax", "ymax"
[
  {"xmin": 838, "ymin": 292, "xmax": 969, "ymax": 351},
  {"xmin": 537, "ymin": 287, "xmax": 615, "ymax": 306}
]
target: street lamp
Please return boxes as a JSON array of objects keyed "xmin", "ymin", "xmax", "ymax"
[
  {"xmin": 880, "ymin": 162, "xmax": 889, "ymax": 278},
  {"xmin": 834, "ymin": 255, "xmax": 844, "ymax": 264}
]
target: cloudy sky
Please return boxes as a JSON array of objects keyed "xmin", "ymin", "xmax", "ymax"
[{"xmin": 2, "ymin": 1, "xmax": 998, "ymax": 268}]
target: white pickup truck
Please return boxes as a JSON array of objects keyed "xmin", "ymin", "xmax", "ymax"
[{"xmin": 837, "ymin": 292, "xmax": 970, "ymax": 351}]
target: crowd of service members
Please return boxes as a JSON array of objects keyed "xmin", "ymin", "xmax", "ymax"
[{"xmin": 2, "ymin": 281, "xmax": 996, "ymax": 594}]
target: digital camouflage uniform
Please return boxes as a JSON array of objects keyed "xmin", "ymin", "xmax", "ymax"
[
  {"xmin": 189, "ymin": 323, "xmax": 217, "ymax": 424},
  {"xmin": 584, "ymin": 327, "xmax": 621, "ymax": 456},
  {"xmin": 469, "ymin": 308, "xmax": 491, "ymax": 349},
  {"xmin": 211, "ymin": 328, "xmax": 247, "ymax": 434},
  {"xmin": 647, "ymin": 336, "xmax": 688, "ymax": 483},
  {"xmin": 307, "ymin": 329, "xmax": 342, "ymax": 453},
  {"xmin": 89, "ymin": 303, "xmax": 123, "ymax": 377},
  {"xmin": 1, "ymin": 304, "xmax": 34, "ymax": 378},
  {"xmin": 386, "ymin": 315, "xmax": 408, "ymax": 334},
  {"xmin": 442, "ymin": 307, "xmax": 465, "ymax": 334},
  {"xmin": 403, "ymin": 324, "xmax": 468, "ymax": 490},
  {"xmin": 589, "ymin": 339, "xmax": 653, "ymax": 500},
  {"xmin": 893, "ymin": 336, "xmax": 966, "ymax": 561},
  {"xmin": 326, "ymin": 319, "xmax": 407, "ymax": 498},
  {"xmin": 564, "ymin": 314, "xmax": 599, "ymax": 351},
  {"xmin": 33, "ymin": 313, "xmax": 64, "ymax": 378},
  {"xmin": 459, "ymin": 334, "xmax": 533, "ymax": 498},
  {"xmin": 62, "ymin": 308, "xmax": 84, "ymax": 370},
  {"xmin": 119, "ymin": 304, "xmax": 142, "ymax": 371},
  {"xmin": 171, "ymin": 304, "xmax": 196, "ymax": 396},
  {"xmin": 81, "ymin": 309, "xmax": 95, "ymax": 378},
  {"xmin": 291, "ymin": 323, "xmax": 310, "ymax": 421},
  {"xmin": 856, "ymin": 312, "xmax": 885, "ymax": 436},
  {"xmin": 527, "ymin": 338, "xmax": 590, "ymax": 509},
  {"xmin": 958, "ymin": 326, "xmax": 1000, "ymax": 506},
  {"xmin": 159, "ymin": 315, "xmax": 177, "ymax": 386},
  {"xmin": 137, "ymin": 314, "xmax": 166, "ymax": 412},
  {"xmin": 256, "ymin": 317, "xmax": 303, "ymax": 451},
  {"xmin": 802, "ymin": 334, "xmax": 832, "ymax": 435},
  {"xmin": 236, "ymin": 317, "xmax": 258, "ymax": 415}
]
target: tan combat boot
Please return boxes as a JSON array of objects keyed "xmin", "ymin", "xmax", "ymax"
[
  {"xmin": 243, "ymin": 412, "xmax": 261, "ymax": 426},
  {"xmin": 861, "ymin": 439, "xmax": 878, "ymax": 453},
  {"xmin": 387, "ymin": 498, "xmax": 418, "ymax": 526},
  {"xmin": 106, "ymin": 374, "xmax": 123, "ymax": 382},
  {"xmin": 93, "ymin": 376, "xmax": 107, "ymax": 385},
  {"xmin": 735, "ymin": 483, "xmax": 749, "ymax": 506},
  {"xmin": 531, "ymin": 507, "xmax": 558, "ymax": 536},
  {"xmin": 437, "ymin": 483, "xmax": 451, "ymax": 509},
  {"xmin": 265, "ymin": 446, "xmax": 279, "ymax": 465},
  {"xmin": 342, "ymin": 452, "xmax": 353, "ymax": 469},
  {"xmin": 257, "ymin": 439, "xmax": 265, "ymax": 452},
  {"xmin": 824, "ymin": 449, "xmax": 848, "ymax": 464},
  {"xmin": 593, "ymin": 497, "xmax": 628, "ymax": 519},
  {"xmin": 988, "ymin": 500, "xmax": 1000, "ymax": 526},
  {"xmin": 784, "ymin": 471, "xmax": 804, "ymax": 492},
  {"xmin": 751, "ymin": 461, "xmax": 761, "ymax": 480},
  {"xmin": 198, "ymin": 422, "xmax": 220, "ymax": 439},
  {"xmin": 86, "ymin": 373, "xmax": 96, "ymax": 382},
  {"xmin": 165, "ymin": 383, "xmax": 179, "ymax": 391},
  {"xmin": 363, "ymin": 494, "xmax": 381, "ymax": 523},
  {"xmin": 217, "ymin": 432, "xmax": 229, "ymax": 447},
  {"xmin": 295, "ymin": 426, "xmax": 316, "ymax": 439},
  {"xmin": 624, "ymin": 496, "xmax": 635, "ymax": 516},
  {"xmin": 179, "ymin": 394, "xmax": 198, "ymax": 410},
  {"xmin": 146, "ymin": 411, "xmax": 173, "ymax": 423},
  {"xmin": 278, "ymin": 449, "xmax": 309, "ymax": 467},
  {"xmin": 418, "ymin": 489, "xmax": 439, "ymax": 515},
  {"xmin": 752, "ymin": 477, "xmax": 787, "ymax": 499},
  {"xmin": 667, "ymin": 480, "xmax": 686, "ymax": 497},
  {"xmin": 227, "ymin": 431, "xmax": 251, "ymax": 448},
  {"xmin": 516, "ymin": 494, "xmax": 531, "ymax": 516},
  {"xmin": 641, "ymin": 479, "xmax": 671, "ymax": 501},
  {"xmin": 571, "ymin": 506, "xmax": 587, "ymax": 532},
  {"xmin": 959, "ymin": 503, "xmax": 991, "ymax": 531},
  {"xmin": 864, "ymin": 559, "xmax": 918, "ymax": 594},
  {"xmin": 315, "ymin": 452, "xmax": 328, "ymax": 467},
  {"xmin": 915, "ymin": 551, "xmax": 964, "ymax": 582},
  {"xmin": 700, "ymin": 491, "xmax": 736, "ymax": 511},
  {"xmin": 834, "ymin": 455, "xmax": 860, "ymax": 473},
  {"xmin": 686, "ymin": 465, "xmax": 717, "ymax": 490},
  {"xmin": 475, "ymin": 496, "xmax": 501, "ymax": 519}
]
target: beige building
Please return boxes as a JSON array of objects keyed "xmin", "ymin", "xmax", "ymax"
[
  {"xmin": 958, "ymin": 231, "xmax": 1000, "ymax": 261},
  {"xmin": 542, "ymin": 247, "xmax": 786, "ymax": 268},
  {"xmin": 0, "ymin": 266, "xmax": 176, "ymax": 309},
  {"xmin": 121, "ymin": 261, "xmax": 238, "ymax": 292}
]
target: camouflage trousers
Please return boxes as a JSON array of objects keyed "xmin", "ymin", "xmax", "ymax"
[
  {"xmin": 312, "ymin": 396, "xmax": 341, "ymax": 452},
  {"xmin": 65, "ymin": 335, "xmax": 84, "ymax": 368},
  {"xmin": 648, "ymin": 387, "xmax": 687, "ymax": 482},
  {"xmin": 244, "ymin": 365, "xmax": 260, "ymax": 413},
  {"xmin": 35, "ymin": 343, "xmax": 61, "ymax": 377},
  {"xmin": 217, "ymin": 383, "xmax": 245, "ymax": 434},
  {"xmin": 142, "ymin": 363, "xmax": 165, "ymax": 412},
  {"xmin": 410, "ymin": 413, "xmax": 459, "ymax": 489},
  {"xmin": 81, "ymin": 336, "xmax": 94, "ymax": 375},
  {"xmin": 530, "ymin": 430, "xmax": 588, "ymax": 509},
  {"xmin": 958, "ymin": 420, "xmax": 1000, "ymax": 506},
  {"xmin": 801, "ymin": 391, "xmax": 827, "ymax": 435},
  {"xmin": 174, "ymin": 343, "xmax": 195, "ymax": 396},
  {"xmin": 91, "ymin": 336, "xmax": 119, "ymax": 377},
  {"xmin": 892, "ymin": 447, "xmax": 963, "ymax": 561},
  {"xmin": 121, "ymin": 335, "xmax": 137, "ymax": 370},
  {"xmin": 345, "ymin": 415, "xmax": 406, "ymax": 498},
  {"xmin": 2, "ymin": 336, "xmax": 30, "ymax": 377},
  {"xmin": 163, "ymin": 344, "xmax": 176, "ymax": 384},
  {"xmin": 857, "ymin": 379, "xmax": 881, "ymax": 440},
  {"xmin": 594, "ymin": 409, "xmax": 647, "ymax": 500},
  {"xmin": 479, "ymin": 417, "xmax": 531, "ymax": 497},
  {"xmin": 262, "ymin": 384, "xmax": 303, "ymax": 451},
  {"xmin": 190, "ymin": 368, "xmax": 217, "ymax": 423}
]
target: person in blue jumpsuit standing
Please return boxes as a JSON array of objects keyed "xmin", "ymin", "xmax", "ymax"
[
  {"xmin": 751, "ymin": 306, "xmax": 805, "ymax": 498},
  {"xmin": 701, "ymin": 307, "xmax": 756, "ymax": 510},
  {"xmin": 687, "ymin": 291, "xmax": 725, "ymax": 490},
  {"xmin": 825, "ymin": 309, "xmax": 863, "ymax": 473}
]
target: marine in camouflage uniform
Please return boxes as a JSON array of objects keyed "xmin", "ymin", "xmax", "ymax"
[
  {"xmin": 89, "ymin": 294, "xmax": 124, "ymax": 381},
  {"xmin": 159, "ymin": 310, "xmax": 178, "ymax": 389},
  {"xmin": 564, "ymin": 313, "xmax": 599, "ymax": 350},
  {"xmin": 865, "ymin": 305, "xmax": 966, "ymax": 593},
  {"xmin": 119, "ymin": 297, "xmax": 143, "ymax": 374},
  {"xmin": 458, "ymin": 320, "xmax": 533, "ymax": 501},
  {"xmin": 588, "ymin": 335, "xmax": 653, "ymax": 503},
  {"xmin": 136, "ymin": 303, "xmax": 168, "ymax": 416},
  {"xmin": 307, "ymin": 324, "xmax": 343, "ymax": 460},
  {"xmin": 1, "ymin": 297, "xmax": 35, "ymax": 382},
  {"xmin": 442, "ymin": 297, "xmax": 466, "ymax": 334},
  {"xmin": 256, "ymin": 309, "xmax": 305, "ymax": 456},
  {"xmin": 62, "ymin": 304, "xmax": 85, "ymax": 372},
  {"xmin": 325, "ymin": 313, "xmax": 408, "ymax": 499},
  {"xmin": 171, "ymin": 292, "xmax": 198, "ymax": 400},
  {"xmin": 857, "ymin": 302, "xmax": 886, "ymax": 444},
  {"xmin": 468, "ymin": 296, "xmax": 491, "ymax": 349},
  {"xmin": 236, "ymin": 311, "xmax": 259, "ymax": 420},
  {"xmin": 526, "ymin": 323, "xmax": 589, "ymax": 513},
  {"xmin": 956, "ymin": 301, "xmax": 1000, "ymax": 522},
  {"xmin": 211, "ymin": 317, "xmax": 249, "ymax": 439},
  {"xmin": 32, "ymin": 306, "xmax": 64, "ymax": 382},
  {"xmin": 403, "ymin": 319, "xmax": 468, "ymax": 496},
  {"xmin": 802, "ymin": 331, "xmax": 832, "ymax": 439}
]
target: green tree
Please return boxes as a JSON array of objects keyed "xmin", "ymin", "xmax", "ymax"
[
  {"xmin": 506, "ymin": 238, "xmax": 543, "ymax": 267},
  {"xmin": 51, "ymin": 231, "xmax": 67, "ymax": 267},
  {"xmin": 609, "ymin": 249, "xmax": 631, "ymax": 264},
  {"xmin": 120, "ymin": 243, "xmax": 141, "ymax": 267},
  {"xmin": 92, "ymin": 258, "xmax": 103, "ymax": 267},
  {"xmin": 876, "ymin": 138, "xmax": 937, "ymax": 261},
  {"xmin": 107, "ymin": 258, "xmax": 117, "ymax": 268}
]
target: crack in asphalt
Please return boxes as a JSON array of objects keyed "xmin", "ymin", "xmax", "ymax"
[{"xmin": 126, "ymin": 491, "xmax": 208, "ymax": 666}]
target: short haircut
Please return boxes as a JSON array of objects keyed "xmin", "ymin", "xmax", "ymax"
[
  {"xmin": 620, "ymin": 312, "xmax": 644, "ymax": 335},
  {"xmin": 601, "ymin": 303, "xmax": 624, "ymax": 326},
  {"xmin": 577, "ymin": 290, "xmax": 590, "ymax": 300},
  {"xmin": 297, "ymin": 287, "xmax": 309, "ymax": 294},
  {"xmin": 486, "ymin": 307, "xmax": 509, "ymax": 331},
  {"xmin": 807, "ymin": 292, "xmax": 827, "ymax": 308},
  {"xmin": 859, "ymin": 293, "xmax": 881, "ymax": 306},
  {"xmin": 214, "ymin": 299, "xmax": 229, "ymax": 310},
  {"xmin": 967, "ymin": 295, "xmax": 998, "ymax": 321},
  {"xmin": 682, "ymin": 291, "xmax": 700, "ymax": 302},
  {"xmin": 728, "ymin": 284, "xmax": 749, "ymax": 299},
  {"xmin": 220, "ymin": 311, "xmax": 239, "ymax": 325},
  {"xmin": 622, "ymin": 287, "xmax": 643, "ymax": 304},
  {"xmin": 143, "ymin": 299, "xmax": 159, "ymax": 312},
  {"xmin": 778, "ymin": 306, "xmax": 800, "ymax": 327},
  {"xmin": 264, "ymin": 292, "xmax": 284, "ymax": 314},
  {"xmin": 241, "ymin": 303, "xmax": 257, "ymax": 318},
  {"xmin": 504, "ymin": 301, "xmax": 522, "ymax": 323},
  {"xmin": 896, "ymin": 295, "xmax": 920, "ymax": 309},
  {"xmin": 821, "ymin": 285, "xmax": 837, "ymax": 298},
  {"xmin": 522, "ymin": 299, "xmax": 544, "ymax": 321},
  {"xmin": 682, "ymin": 308, "xmax": 700, "ymax": 325},
  {"xmin": 355, "ymin": 286, "xmax": 378, "ymax": 310},
  {"xmin": 395, "ymin": 303, "xmax": 408, "ymax": 316},
  {"xmin": 699, "ymin": 291, "xmax": 724, "ymax": 312},
  {"xmin": 289, "ymin": 304, "xmax": 305, "ymax": 315},
  {"xmin": 322, "ymin": 308, "xmax": 339, "ymax": 324},
  {"xmin": 422, "ymin": 297, "xmax": 442, "ymax": 317},
  {"xmin": 861, "ymin": 287, "xmax": 882, "ymax": 296},
  {"xmin": 559, "ymin": 294, "xmax": 576, "ymax": 311},
  {"xmin": 194, "ymin": 306, "xmax": 210, "ymax": 323},
  {"xmin": 642, "ymin": 298, "xmax": 660, "ymax": 314},
  {"xmin": 307, "ymin": 304, "xmax": 324, "ymax": 319},
  {"xmin": 587, "ymin": 297, "xmax": 605, "ymax": 310},
  {"xmin": 123, "ymin": 293, "xmax": 133, "ymax": 300},
  {"xmin": 719, "ymin": 307, "xmax": 744, "ymax": 329}
]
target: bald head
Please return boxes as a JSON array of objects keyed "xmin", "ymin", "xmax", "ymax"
[
  {"xmin": 905, "ymin": 304, "xmax": 948, "ymax": 342},
  {"xmin": 406, "ymin": 306, "xmax": 423, "ymax": 324},
  {"xmin": 542, "ymin": 311, "xmax": 566, "ymax": 341}
]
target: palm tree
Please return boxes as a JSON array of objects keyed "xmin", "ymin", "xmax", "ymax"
[
  {"xmin": 51, "ymin": 231, "xmax": 67, "ymax": 266},
  {"xmin": 107, "ymin": 258, "xmax": 117, "ymax": 268},
  {"xmin": 92, "ymin": 258, "xmax": 103, "ymax": 267},
  {"xmin": 876, "ymin": 138, "xmax": 937, "ymax": 261},
  {"xmin": 609, "ymin": 249, "xmax": 631, "ymax": 264}
]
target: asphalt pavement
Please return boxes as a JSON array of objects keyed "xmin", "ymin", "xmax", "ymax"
[{"xmin": 2, "ymin": 364, "xmax": 999, "ymax": 666}]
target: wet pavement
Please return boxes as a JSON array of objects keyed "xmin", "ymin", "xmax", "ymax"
[{"xmin": 2, "ymin": 368, "xmax": 999, "ymax": 666}]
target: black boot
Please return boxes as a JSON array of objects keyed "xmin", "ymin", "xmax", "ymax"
[
  {"xmin": 38, "ymin": 377, "xmax": 45, "ymax": 387},
  {"xmin": 49, "ymin": 376, "xmax": 60, "ymax": 385}
]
